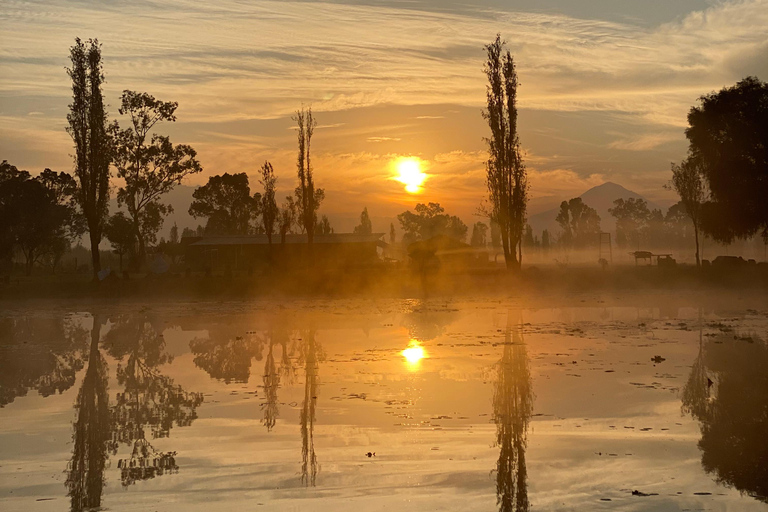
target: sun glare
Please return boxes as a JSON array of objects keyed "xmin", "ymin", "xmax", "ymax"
[
  {"xmin": 401, "ymin": 341, "xmax": 426, "ymax": 369},
  {"xmin": 394, "ymin": 158, "xmax": 427, "ymax": 194}
]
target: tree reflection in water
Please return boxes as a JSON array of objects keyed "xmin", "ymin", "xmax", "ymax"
[
  {"xmin": 103, "ymin": 313, "xmax": 203, "ymax": 487},
  {"xmin": 682, "ymin": 321, "xmax": 768, "ymax": 503},
  {"xmin": 493, "ymin": 311, "xmax": 533, "ymax": 512},
  {"xmin": 300, "ymin": 329, "xmax": 320, "ymax": 486},
  {"xmin": 0, "ymin": 315, "xmax": 87, "ymax": 407},
  {"xmin": 65, "ymin": 314, "xmax": 112, "ymax": 512},
  {"xmin": 261, "ymin": 329, "xmax": 281, "ymax": 431}
]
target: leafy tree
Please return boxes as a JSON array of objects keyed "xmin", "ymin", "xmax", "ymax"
[
  {"xmin": 483, "ymin": 35, "xmax": 528, "ymax": 270},
  {"xmin": 541, "ymin": 229, "xmax": 550, "ymax": 253},
  {"xmin": 279, "ymin": 196, "xmax": 297, "ymax": 244},
  {"xmin": 389, "ymin": 223, "xmax": 396, "ymax": 244},
  {"xmin": 555, "ymin": 197, "xmax": 601, "ymax": 248},
  {"xmin": 397, "ymin": 203, "xmax": 467, "ymax": 244},
  {"xmin": 111, "ymin": 91, "xmax": 202, "ymax": 266},
  {"xmin": 470, "ymin": 222, "xmax": 488, "ymax": 247},
  {"xmin": 609, "ymin": 198, "xmax": 651, "ymax": 249},
  {"xmin": 670, "ymin": 159, "xmax": 706, "ymax": 265},
  {"xmin": 315, "ymin": 215, "xmax": 333, "ymax": 235},
  {"xmin": 189, "ymin": 173, "xmax": 260, "ymax": 235},
  {"xmin": 37, "ymin": 169, "xmax": 84, "ymax": 272},
  {"xmin": 686, "ymin": 77, "xmax": 768, "ymax": 243},
  {"xmin": 259, "ymin": 161, "xmax": 278, "ymax": 244},
  {"xmin": 353, "ymin": 207, "xmax": 373, "ymax": 235},
  {"xmin": 522, "ymin": 224, "xmax": 536, "ymax": 250},
  {"xmin": 294, "ymin": 107, "xmax": 323, "ymax": 243},
  {"xmin": 66, "ymin": 38, "xmax": 111, "ymax": 280},
  {"xmin": 105, "ymin": 213, "xmax": 135, "ymax": 272},
  {"xmin": 0, "ymin": 163, "xmax": 72, "ymax": 275}
]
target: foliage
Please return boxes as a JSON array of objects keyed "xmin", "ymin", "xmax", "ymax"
[
  {"xmin": 105, "ymin": 212, "xmax": 136, "ymax": 270},
  {"xmin": 0, "ymin": 162, "xmax": 73, "ymax": 275},
  {"xmin": 483, "ymin": 34, "xmax": 528, "ymax": 270},
  {"xmin": 315, "ymin": 214, "xmax": 333, "ymax": 235},
  {"xmin": 294, "ymin": 107, "xmax": 323, "ymax": 242},
  {"xmin": 609, "ymin": 197, "xmax": 651, "ymax": 249},
  {"xmin": 686, "ymin": 77, "xmax": 768, "ymax": 243},
  {"xmin": 66, "ymin": 38, "xmax": 111, "ymax": 279},
  {"xmin": 189, "ymin": 173, "xmax": 260, "ymax": 235},
  {"xmin": 111, "ymin": 90, "xmax": 202, "ymax": 265},
  {"xmin": 397, "ymin": 203, "xmax": 468, "ymax": 245},
  {"xmin": 353, "ymin": 207, "xmax": 373, "ymax": 235},
  {"xmin": 470, "ymin": 222, "xmax": 488, "ymax": 247},
  {"xmin": 259, "ymin": 161, "xmax": 279, "ymax": 243},
  {"xmin": 670, "ymin": 158, "xmax": 707, "ymax": 265},
  {"xmin": 555, "ymin": 197, "xmax": 601, "ymax": 248}
]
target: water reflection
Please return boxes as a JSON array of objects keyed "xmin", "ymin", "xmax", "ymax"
[
  {"xmin": 402, "ymin": 340, "xmax": 426, "ymax": 370},
  {"xmin": 0, "ymin": 316, "xmax": 87, "ymax": 407},
  {"xmin": 65, "ymin": 314, "xmax": 111, "ymax": 512},
  {"xmin": 190, "ymin": 328, "xmax": 264, "ymax": 383},
  {"xmin": 493, "ymin": 311, "xmax": 533, "ymax": 512},
  {"xmin": 300, "ymin": 329, "xmax": 321, "ymax": 486},
  {"xmin": 261, "ymin": 329, "xmax": 280, "ymax": 431},
  {"xmin": 682, "ymin": 319, "xmax": 768, "ymax": 503}
]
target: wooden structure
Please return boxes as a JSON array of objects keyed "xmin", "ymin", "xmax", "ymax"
[{"xmin": 630, "ymin": 251, "xmax": 674, "ymax": 266}]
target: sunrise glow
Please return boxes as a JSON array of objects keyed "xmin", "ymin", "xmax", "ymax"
[{"xmin": 394, "ymin": 158, "xmax": 427, "ymax": 194}]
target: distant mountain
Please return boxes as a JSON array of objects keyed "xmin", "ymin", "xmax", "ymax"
[{"xmin": 527, "ymin": 182, "xmax": 658, "ymax": 236}]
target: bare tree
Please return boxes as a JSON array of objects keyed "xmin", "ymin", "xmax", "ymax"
[
  {"xmin": 260, "ymin": 161, "xmax": 278, "ymax": 244},
  {"xmin": 483, "ymin": 35, "xmax": 528, "ymax": 270},
  {"xmin": 671, "ymin": 158, "xmax": 707, "ymax": 267},
  {"xmin": 66, "ymin": 38, "xmax": 111, "ymax": 280}
]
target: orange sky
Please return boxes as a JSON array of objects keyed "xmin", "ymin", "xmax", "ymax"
[{"xmin": 1, "ymin": 0, "xmax": 767, "ymax": 232}]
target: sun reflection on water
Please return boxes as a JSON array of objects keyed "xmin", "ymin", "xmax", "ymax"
[{"xmin": 401, "ymin": 341, "xmax": 426, "ymax": 369}]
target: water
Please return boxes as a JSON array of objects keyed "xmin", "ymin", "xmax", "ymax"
[{"xmin": 1, "ymin": 296, "xmax": 766, "ymax": 511}]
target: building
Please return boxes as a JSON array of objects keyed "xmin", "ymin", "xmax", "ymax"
[{"xmin": 183, "ymin": 233, "xmax": 386, "ymax": 272}]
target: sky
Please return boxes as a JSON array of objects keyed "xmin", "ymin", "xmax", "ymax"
[{"xmin": 1, "ymin": 0, "xmax": 767, "ymax": 232}]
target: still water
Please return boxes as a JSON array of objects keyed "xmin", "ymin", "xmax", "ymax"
[{"xmin": 1, "ymin": 297, "xmax": 766, "ymax": 511}]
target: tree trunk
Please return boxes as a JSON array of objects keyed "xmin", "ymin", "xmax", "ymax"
[
  {"xmin": 132, "ymin": 215, "xmax": 145, "ymax": 270},
  {"xmin": 693, "ymin": 221, "xmax": 701, "ymax": 267},
  {"xmin": 89, "ymin": 230, "xmax": 101, "ymax": 280},
  {"xmin": 24, "ymin": 251, "xmax": 34, "ymax": 276}
]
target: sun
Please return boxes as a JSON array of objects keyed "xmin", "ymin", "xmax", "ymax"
[{"xmin": 393, "ymin": 157, "xmax": 427, "ymax": 194}]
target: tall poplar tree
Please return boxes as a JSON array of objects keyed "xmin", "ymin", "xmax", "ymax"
[
  {"xmin": 483, "ymin": 35, "xmax": 528, "ymax": 270},
  {"xmin": 66, "ymin": 38, "xmax": 111, "ymax": 279}
]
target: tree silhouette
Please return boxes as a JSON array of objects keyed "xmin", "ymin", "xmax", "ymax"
[
  {"xmin": 0, "ymin": 162, "xmax": 73, "ymax": 275},
  {"xmin": 353, "ymin": 207, "xmax": 373, "ymax": 235},
  {"xmin": 686, "ymin": 77, "xmax": 768, "ymax": 243},
  {"xmin": 105, "ymin": 212, "xmax": 135, "ymax": 272},
  {"xmin": 65, "ymin": 314, "xmax": 112, "ymax": 512},
  {"xmin": 66, "ymin": 38, "xmax": 111, "ymax": 280},
  {"xmin": 471, "ymin": 222, "xmax": 488, "ymax": 247},
  {"xmin": 189, "ymin": 173, "xmax": 260, "ymax": 235},
  {"xmin": 493, "ymin": 311, "xmax": 533, "ymax": 512},
  {"xmin": 293, "ymin": 107, "xmax": 324, "ymax": 243},
  {"xmin": 555, "ymin": 198, "xmax": 601, "ymax": 249},
  {"xmin": 111, "ymin": 90, "xmax": 202, "ymax": 266},
  {"xmin": 260, "ymin": 161, "xmax": 279, "ymax": 244},
  {"xmin": 670, "ymin": 159, "xmax": 706, "ymax": 266},
  {"xmin": 397, "ymin": 202, "xmax": 467, "ymax": 244},
  {"xmin": 682, "ymin": 327, "xmax": 768, "ymax": 502},
  {"xmin": 609, "ymin": 198, "xmax": 651, "ymax": 250},
  {"xmin": 483, "ymin": 34, "xmax": 528, "ymax": 271}
]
